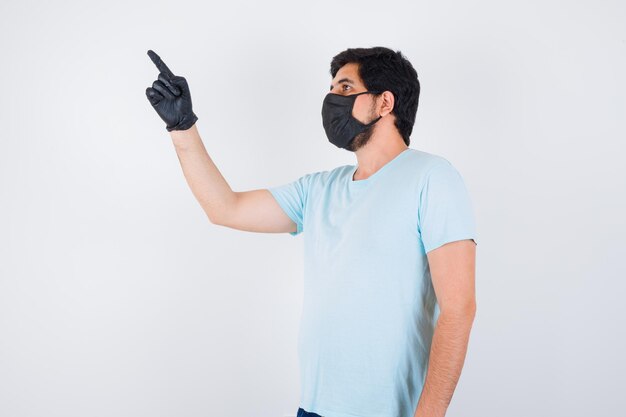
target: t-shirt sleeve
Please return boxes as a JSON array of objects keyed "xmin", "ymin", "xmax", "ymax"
[
  {"xmin": 267, "ymin": 173, "xmax": 311, "ymax": 236},
  {"xmin": 418, "ymin": 160, "xmax": 478, "ymax": 253}
]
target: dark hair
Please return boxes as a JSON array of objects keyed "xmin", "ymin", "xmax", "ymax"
[{"xmin": 330, "ymin": 46, "xmax": 420, "ymax": 146}]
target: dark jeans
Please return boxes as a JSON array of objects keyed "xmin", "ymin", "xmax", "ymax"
[{"xmin": 297, "ymin": 407, "xmax": 323, "ymax": 417}]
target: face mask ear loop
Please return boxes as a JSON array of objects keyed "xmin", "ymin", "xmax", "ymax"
[
  {"xmin": 363, "ymin": 114, "xmax": 383, "ymax": 127},
  {"xmin": 353, "ymin": 90, "xmax": 383, "ymax": 97},
  {"xmin": 360, "ymin": 90, "xmax": 383, "ymax": 127}
]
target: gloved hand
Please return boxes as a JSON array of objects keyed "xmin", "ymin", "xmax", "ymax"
[{"xmin": 145, "ymin": 50, "xmax": 198, "ymax": 132}]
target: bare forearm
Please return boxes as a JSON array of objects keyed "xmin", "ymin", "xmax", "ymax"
[
  {"xmin": 414, "ymin": 310, "xmax": 475, "ymax": 417},
  {"xmin": 169, "ymin": 124, "xmax": 236, "ymax": 223}
]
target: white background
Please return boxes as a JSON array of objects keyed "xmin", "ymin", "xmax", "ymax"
[{"xmin": 1, "ymin": 1, "xmax": 625, "ymax": 416}]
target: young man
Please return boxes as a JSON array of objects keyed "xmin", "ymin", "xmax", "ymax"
[{"xmin": 146, "ymin": 46, "xmax": 478, "ymax": 417}]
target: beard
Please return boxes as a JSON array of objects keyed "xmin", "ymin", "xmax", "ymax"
[
  {"xmin": 345, "ymin": 101, "xmax": 380, "ymax": 152},
  {"xmin": 345, "ymin": 123, "xmax": 375, "ymax": 152}
]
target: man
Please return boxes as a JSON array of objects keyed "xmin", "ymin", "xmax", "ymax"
[{"xmin": 145, "ymin": 46, "xmax": 478, "ymax": 417}]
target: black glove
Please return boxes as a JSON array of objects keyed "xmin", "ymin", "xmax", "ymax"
[{"xmin": 145, "ymin": 50, "xmax": 198, "ymax": 132}]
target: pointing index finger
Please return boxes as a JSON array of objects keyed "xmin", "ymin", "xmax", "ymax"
[{"xmin": 147, "ymin": 49, "xmax": 175, "ymax": 78}]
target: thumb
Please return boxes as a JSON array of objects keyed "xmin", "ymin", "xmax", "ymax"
[{"xmin": 146, "ymin": 87, "xmax": 163, "ymax": 106}]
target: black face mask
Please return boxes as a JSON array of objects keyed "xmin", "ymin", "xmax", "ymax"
[{"xmin": 321, "ymin": 91, "xmax": 383, "ymax": 149}]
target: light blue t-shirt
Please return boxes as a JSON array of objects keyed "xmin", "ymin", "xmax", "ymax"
[{"xmin": 268, "ymin": 148, "xmax": 477, "ymax": 417}]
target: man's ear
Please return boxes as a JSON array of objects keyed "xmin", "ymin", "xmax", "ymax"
[{"xmin": 380, "ymin": 91, "xmax": 395, "ymax": 117}]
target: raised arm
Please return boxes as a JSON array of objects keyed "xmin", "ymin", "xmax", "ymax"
[
  {"xmin": 144, "ymin": 50, "xmax": 295, "ymax": 234},
  {"xmin": 168, "ymin": 125, "xmax": 296, "ymax": 234}
]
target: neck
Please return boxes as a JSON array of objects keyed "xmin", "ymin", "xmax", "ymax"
[{"xmin": 353, "ymin": 131, "xmax": 408, "ymax": 180}]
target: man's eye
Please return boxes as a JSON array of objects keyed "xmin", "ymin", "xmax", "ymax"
[{"xmin": 343, "ymin": 85, "xmax": 351, "ymax": 91}]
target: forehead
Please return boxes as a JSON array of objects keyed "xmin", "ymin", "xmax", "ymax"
[{"xmin": 331, "ymin": 62, "xmax": 363, "ymax": 86}]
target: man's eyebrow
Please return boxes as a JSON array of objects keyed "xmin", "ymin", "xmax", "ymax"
[{"xmin": 330, "ymin": 77, "xmax": 355, "ymax": 90}]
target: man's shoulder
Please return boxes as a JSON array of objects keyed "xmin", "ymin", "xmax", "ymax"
[
  {"xmin": 406, "ymin": 148, "xmax": 451, "ymax": 167},
  {"xmin": 304, "ymin": 164, "xmax": 351, "ymax": 184},
  {"xmin": 400, "ymin": 148, "xmax": 455, "ymax": 179}
]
